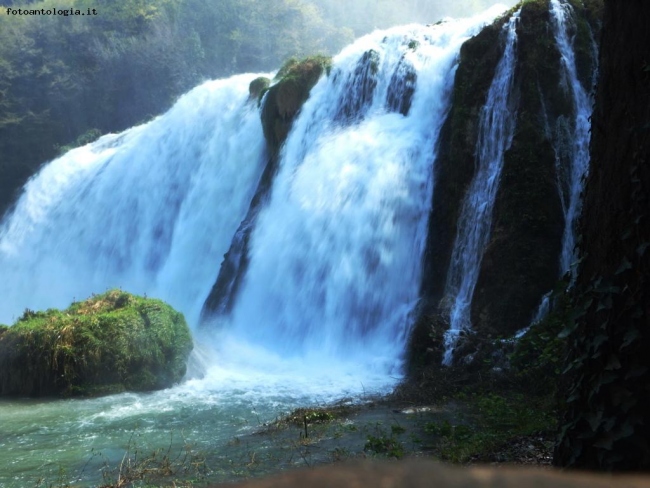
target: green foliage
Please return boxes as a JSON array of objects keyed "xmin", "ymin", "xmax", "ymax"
[
  {"xmin": 510, "ymin": 282, "xmax": 572, "ymax": 394},
  {"xmin": 555, "ymin": 83, "xmax": 649, "ymax": 469},
  {"xmin": 55, "ymin": 128, "xmax": 102, "ymax": 154},
  {"xmin": 274, "ymin": 55, "xmax": 332, "ymax": 82},
  {"xmin": 425, "ymin": 393, "xmax": 555, "ymax": 463},
  {"xmin": 364, "ymin": 424, "xmax": 405, "ymax": 459},
  {"xmin": 0, "ymin": 290, "xmax": 193, "ymax": 397},
  {"xmin": 261, "ymin": 55, "xmax": 331, "ymax": 153},
  {"xmin": 287, "ymin": 408, "xmax": 336, "ymax": 425}
]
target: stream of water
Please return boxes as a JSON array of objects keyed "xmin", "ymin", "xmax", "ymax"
[{"xmin": 442, "ymin": 10, "xmax": 520, "ymax": 364}]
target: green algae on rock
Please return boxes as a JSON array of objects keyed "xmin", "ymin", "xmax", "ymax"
[
  {"xmin": 249, "ymin": 76, "xmax": 271, "ymax": 104},
  {"xmin": 261, "ymin": 55, "xmax": 332, "ymax": 154},
  {"xmin": 0, "ymin": 290, "xmax": 192, "ymax": 397}
]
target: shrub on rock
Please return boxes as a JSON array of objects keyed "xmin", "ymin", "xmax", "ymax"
[{"xmin": 0, "ymin": 290, "xmax": 193, "ymax": 397}]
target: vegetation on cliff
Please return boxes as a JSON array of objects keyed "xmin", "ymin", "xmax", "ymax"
[{"xmin": 0, "ymin": 290, "xmax": 192, "ymax": 397}]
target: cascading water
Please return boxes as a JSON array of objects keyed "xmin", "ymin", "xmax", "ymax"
[
  {"xmin": 525, "ymin": 0, "xmax": 596, "ymax": 329},
  {"xmin": 0, "ymin": 7, "xmax": 511, "ymax": 487},
  {"xmin": 0, "ymin": 75, "xmax": 268, "ymax": 327},
  {"xmin": 442, "ymin": 10, "xmax": 520, "ymax": 365},
  {"xmin": 550, "ymin": 0, "xmax": 595, "ymax": 278},
  {"xmin": 213, "ymin": 6, "xmax": 513, "ymax": 373}
]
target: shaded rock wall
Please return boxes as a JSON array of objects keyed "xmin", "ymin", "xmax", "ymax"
[
  {"xmin": 420, "ymin": 15, "xmax": 509, "ymax": 312},
  {"xmin": 470, "ymin": 1, "xmax": 568, "ymax": 338}
]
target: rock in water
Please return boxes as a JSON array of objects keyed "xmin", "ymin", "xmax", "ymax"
[{"xmin": 0, "ymin": 290, "xmax": 192, "ymax": 397}]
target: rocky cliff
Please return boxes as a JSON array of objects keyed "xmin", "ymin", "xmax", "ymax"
[{"xmin": 413, "ymin": 0, "xmax": 602, "ymax": 367}]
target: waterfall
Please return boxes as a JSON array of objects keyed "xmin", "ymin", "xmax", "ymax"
[
  {"xmin": 0, "ymin": 75, "xmax": 268, "ymax": 327},
  {"xmin": 217, "ymin": 7, "xmax": 509, "ymax": 370},
  {"xmin": 550, "ymin": 0, "xmax": 595, "ymax": 278},
  {"xmin": 0, "ymin": 7, "xmax": 510, "ymax": 381},
  {"xmin": 442, "ymin": 10, "xmax": 520, "ymax": 365}
]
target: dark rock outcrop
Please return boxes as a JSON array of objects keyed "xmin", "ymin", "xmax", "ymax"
[
  {"xmin": 419, "ymin": 14, "xmax": 510, "ymax": 315},
  {"xmin": 470, "ymin": 0, "xmax": 569, "ymax": 339},
  {"xmin": 261, "ymin": 56, "xmax": 331, "ymax": 154}
]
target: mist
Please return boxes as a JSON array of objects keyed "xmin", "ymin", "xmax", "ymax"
[{"xmin": 309, "ymin": 0, "xmax": 520, "ymax": 38}]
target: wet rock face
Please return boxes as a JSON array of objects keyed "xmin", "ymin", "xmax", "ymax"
[
  {"xmin": 414, "ymin": 0, "xmax": 602, "ymax": 368},
  {"xmin": 419, "ymin": 17, "xmax": 507, "ymax": 314},
  {"xmin": 470, "ymin": 0, "xmax": 568, "ymax": 339},
  {"xmin": 386, "ymin": 57, "xmax": 417, "ymax": 116},
  {"xmin": 333, "ymin": 49, "xmax": 380, "ymax": 123}
]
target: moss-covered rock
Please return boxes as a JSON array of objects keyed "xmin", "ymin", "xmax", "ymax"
[
  {"xmin": 249, "ymin": 76, "xmax": 271, "ymax": 103},
  {"xmin": 261, "ymin": 55, "xmax": 331, "ymax": 154},
  {"xmin": 0, "ymin": 290, "xmax": 192, "ymax": 397}
]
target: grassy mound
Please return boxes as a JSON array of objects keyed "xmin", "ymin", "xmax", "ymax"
[{"xmin": 0, "ymin": 290, "xmax": 193, "ymax": 397}]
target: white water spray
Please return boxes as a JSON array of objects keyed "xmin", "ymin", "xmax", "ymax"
[
  {"xmin": 0, "ymin": 9, "xmax": 520, "ymax": 487},
  {"xmin": 0, "ymin": 7, "xmax": 509, "ymax": 391},
  {"xmin": 442, "ymin": 11, "xmax": 520, "ymax": 365},
  {"xmin": 0, "ymin": 75, "xmax": 268, "ymax": 326},
  {"xmin": 220, "ymin": 8, "xmax": 510, "ymax": 375}
]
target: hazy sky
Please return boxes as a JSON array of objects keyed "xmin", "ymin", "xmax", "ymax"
[{"xmin": 310, "ymin": 0, "xmax": 520, "ymax": 38}]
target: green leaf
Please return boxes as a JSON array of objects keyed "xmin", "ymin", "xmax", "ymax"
[
  {"xmin": 596, "ymin": 295, "xmax": 613, "ymax": 312},
  {"xmin": 558, "ymin": 321, "xmax": 578, "ymax": 338},
  {"xmin": 585, "ymin": 411, "xmax": 603, "ymax": 431},
  {"xmin": 615, "ymin": 257, "xmax": 632, "ymax": 275},
  {"xmin": 622, "ymin": 328, "xmax": 640, "ymax": 348}
]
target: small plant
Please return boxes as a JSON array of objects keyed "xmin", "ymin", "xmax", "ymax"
[
  {"xmin": 364, "ymin": 433, "xmax": 404, "ymax": 459},
  {"xmin": 423, "ymin": 393, "xmax": 555, "ymax": 463},
  {"xmin": 364, "ymin": 424, "xmax": 406, "ymax": 459}
]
